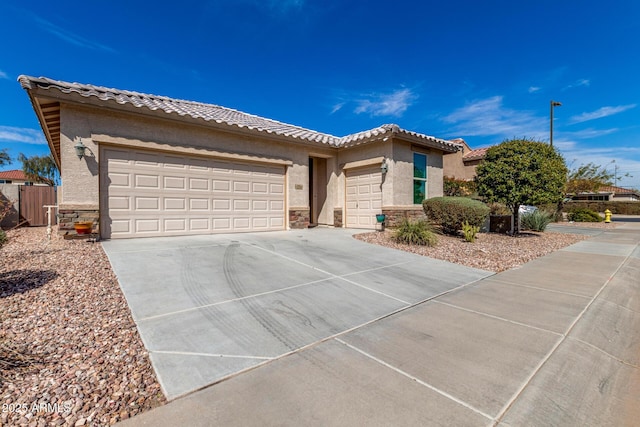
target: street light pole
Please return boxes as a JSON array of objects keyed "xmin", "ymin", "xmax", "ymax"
[{"xmin": 550, "ymin": 100, "xmax": 562, "ymax": 147}]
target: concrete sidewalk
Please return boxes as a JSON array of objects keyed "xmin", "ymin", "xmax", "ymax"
[{"xmin": 120, "ymin": 220, "xmax": 640, "ymax": 426}]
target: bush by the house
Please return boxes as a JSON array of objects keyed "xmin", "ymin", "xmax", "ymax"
[
  {"xmin": 423, "ymin": 197, "xmax": 490, "ymax": 235},
  {"xmin": 521, "ymin": 210, "xmax": 554, "ymax": 231},
  {"xmin": 443, "ymin": 176, "xmax": 477, "ymax": 197},
  {"xmin": 394, "ymin": 218, "xmax": 438, "ymax": 246},
  {"xmin": 562, "ymin": 201, "xmax": 640, "ymax": 216},
  {"xmin": 568, "ymin": 208, "xmax": 603, "ymax": 222},
  {"xmin": 461, "ymin": 221, "xmax": 480, "ymax": 243}
]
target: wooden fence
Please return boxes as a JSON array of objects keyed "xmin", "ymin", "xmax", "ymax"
[{"xmin": 19, "ymin": 186, "xmax": 57, "ymax": 226}]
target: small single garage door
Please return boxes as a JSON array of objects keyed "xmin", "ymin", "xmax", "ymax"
[
  {"xmin": 101, "ymin": 148, "xmax": 285, "ymax": 238},
  {"xmin": 345, "ymin": 166, "xmax": 382, "ymax": 228}
]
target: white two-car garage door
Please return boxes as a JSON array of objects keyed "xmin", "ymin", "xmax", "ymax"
[
  {"xmin": 101, "ymin": 148, "xmax": 285, "ymax": 239},
  {"xmin": 345, "ymin": 166, "xmax": 382, "ymax": 228}
]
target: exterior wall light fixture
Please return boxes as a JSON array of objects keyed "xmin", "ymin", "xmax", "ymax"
[
  {"xmin": 380, "ymin": 158, "xmax": 389, "ymax": 174},
  {"xmin": 74, "ymin": 139, "xmax": 88, "ymax": 159}
]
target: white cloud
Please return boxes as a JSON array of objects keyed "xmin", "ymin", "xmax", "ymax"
[
  {"xmin": 528, "ymin": 86, "xmax": 540, "ymax": 93},
  {"xmin": 0, "ymin": 126, "xmax": 47, "ymax": 145},
  {"xmin": 33, "ymin": 16, "xmax": 116, "ymax": 53},
  {"xmin": 442, "ymin": 96, "xmax": 547, "ymax": 140},
  {"xmin": 354, "ymin": 88, "xmax": 417, "ymax": 118},
  {"xmin": 330, "ymin": 102, "xmax": 345, "ymax": 114},
  {"xmin": 564, "ymin": 78, "xmax": 590, "ymax": 90},
  {"xmin": 0, "ymin": 70, "xmax": 8, "ymax": 80},
  {"xmin": 562, "ymin": 128, "xmax": 619, "ymax": 139},
  {"xmin": 569, "ymin": 104, "xmax": 636, "ymax": 124}
]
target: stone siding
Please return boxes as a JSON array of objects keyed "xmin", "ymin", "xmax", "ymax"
[
  {"xmin": 381, "ymin": 207, "xmax": 427, "ymax": 227},
  {"xmin": 289, "ymin": 208, "xmax": 310, "ymax": 229},
  {"xmin": 333, "ymin": 208, "xmax": 343, "ymax": 228},
  {"xmin": 58, "ymin": 209, "xmax": 100, "ymax": 236}
]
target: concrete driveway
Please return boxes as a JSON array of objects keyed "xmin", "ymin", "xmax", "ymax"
[{"xmin": 102, "ymin": 228, "xmax": 492, "ymax": 399}]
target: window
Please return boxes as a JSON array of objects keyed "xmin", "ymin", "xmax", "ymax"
[
  {"xmin": 0, "ymin": 179, "xmax": 11, "ymax": 184},
  {"xmin": 413, "ymin": 153, "xmax": 427, "ymax": 204}
]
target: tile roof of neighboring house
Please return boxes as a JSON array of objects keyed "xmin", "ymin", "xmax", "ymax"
[
  {"xmin": 590, "ymin": 185, "xmax": 639, "ymax": 195},
  {"xmin": 0, "ymin": 170, "xmax": 28, "ymax": 180},
  {"xmin": 18, "ymin": 76, "xmax": 459, "ymax": 163},
  {"xmin": 463, "ymin": 147, "xmax": 489, "ymax": 161}
]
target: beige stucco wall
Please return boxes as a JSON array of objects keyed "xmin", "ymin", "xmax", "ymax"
[{"xmin": 391, "ymin": 141, "xmax": 444, "ymax": 206}]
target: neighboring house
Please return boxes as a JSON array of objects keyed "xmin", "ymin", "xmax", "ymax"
[
  {"xmin": 0, "ymin": 169, "xmax": 36, "ymax": 185},
  {"xmin": 19, "ymin": 75, "xmax": 460, "ymax": 240},
  {"xmin": 442, "ymin": 139, "xmax": 489, "ymax": 181},
  {"xmin": 571, "ymin": 185, "xmax": 640, "ymax": 202}
]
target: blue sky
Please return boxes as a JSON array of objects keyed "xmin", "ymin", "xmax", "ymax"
[{"xmin": 1, "ymin": 0, "xmax": 639, "ymax": 189}]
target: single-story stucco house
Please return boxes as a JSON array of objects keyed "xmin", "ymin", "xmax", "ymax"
[{"xmin": 19, "ymin": 75, "xmax": 460, "ymax": 240}]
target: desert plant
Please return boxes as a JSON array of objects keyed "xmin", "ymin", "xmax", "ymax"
[
  {"xmin": 423, "ymin": 197, "xmax": 490, "ymax": 235},
  {"xmin": 461, "ymin": 221, "xmax": 480, "ymax": 242},
  {"xmin": 568, "ymin": 208, "xmax": 603, "ymax": 222},
  {"xmin": 520, "ymin": 210, "xmax": 553, "ymax": 231},
  {"xmin": 394, "ymin": 218, "xmax": 438, "ymax": 246}
]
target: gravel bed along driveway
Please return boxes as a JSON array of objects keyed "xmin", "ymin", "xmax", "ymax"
[
  {"xmin": 354, "ymin": 224, "xmax": 612, "ymax": 272},
  {"xmin": 1, "ymin": 227, "xmax": 165, "ymax": 426}
]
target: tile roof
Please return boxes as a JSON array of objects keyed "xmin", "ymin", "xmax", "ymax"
[
  {"xmin": 593, "ymin": 185, "xmax": 639, "ymax": 195},
  {"xmin": 463, "ymin": 147, "xmax": 489, "ymax": 161},
  {"xmin": 18, "ymin": 75, "xmax": 459, "ymax": 153},
  {"xmin": 0, "ymin": 169, "xmax": 28, "ymax": 180}
]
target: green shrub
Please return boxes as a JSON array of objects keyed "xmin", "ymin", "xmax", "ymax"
[
  {"xmin": 423, "ymin": 197, "xmax": 490, "ymax": 235},
  {"xmin": 0, "ymin": 229, "xmax": 7, "ymax": 248},
  {"xmin": 461, "ymin": 221, "xmax": 480, "ymax": 243},
  {"xmin": 521, "ymin": 210, "xmax": 553, "ymax": 231},
  {"xmin": 394, "ymin": 219, "xmax": 438, "ymax": 246},
  {"xmin": 568, "ymin": 208, "xmax": 603, "ymax": 222}
]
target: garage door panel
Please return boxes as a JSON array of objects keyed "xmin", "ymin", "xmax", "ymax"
[
  {"xmin": 109, "ymin": 173, "xmax": 130, "ymax": 187},
  {"xmin": 213, "ymin": 199, "xmax": 231, "ymax": 211},
  {"xmin": 102, "ymin": 148, "xmax": 285, "ymax": 238},
  {"xmin": 109, "ymin": 196, "xmax": 130, "ymax": 210},
  {"xmin": 270, "ymin": 183, "xmax": 284, "ymax": 194},
  {"xmin": 164, "ymin": 176, "xmax": 185, "ymax": 189},
  {"xmin": 188, "ymin": 198, "xmax": 207, "ymax": 210},
  {"xmin": 135, "ymin": 197, "xmax": 160, "ymax": 210},
  {"xmin": 213, "ymin": 218, "xmax": 231, "ymax": 230},
  {"xmin": 135, "ymin": 219, "xmax": 161, "ymax": 233},
  {"xmin": 234, "ymin": 200, "xmax": 250, "ymax": 210},
  {"xmin": 212, "ymin": 180, "xmax": 231, "ymax": 191},
  {"xmin": 189, "ymin": 178, "xmax": 209, "ymax": 191},
  {"xmin": 188, "ymin": 218, "xmax": 210, "ymax": 230},
  {"xmin": 135, "ymin": 174, "xmax": 159, "ymax": 188},
  {"xmin": 233, "ymin": 181, "xmax": 250, "ymax": 192},
  {"xmin": 233, "ymin": 218, "xmax": 250, "ymax": 229},
  {"xmin": 165, "ymin": 219, "xmax": 187, "ymax": 232}
]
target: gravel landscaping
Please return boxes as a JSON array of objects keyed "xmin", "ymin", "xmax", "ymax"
[
  {"xmin": 355, "ymin": 222, "xmax": 616, "ymax": 272},
  {"xmin": 1, "ymin": 227, "xmax": 165, "ymax": 426}
]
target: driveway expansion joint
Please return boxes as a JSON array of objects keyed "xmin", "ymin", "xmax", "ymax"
[{"xmin": 335, "ymin": 338, "xmax": 496, "ymax": 423}]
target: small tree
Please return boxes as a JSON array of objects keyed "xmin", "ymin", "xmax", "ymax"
[
  {"xmin": 565, "ymin": 162, "xmax": 614, "ymax": 195},
  {"xmin": 0, "ymin": 149, "xmax": 10, "ymax": 167},
  {"xmin": 475, "ymin": 138, "xmax": 568, "ymax": 234},
  {"xmin": 18, "ymin": 153, "xmax": 59, "ymax": 186}
]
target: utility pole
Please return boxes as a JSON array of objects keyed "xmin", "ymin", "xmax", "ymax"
[{"xmin": 550, "ymin": 100, "xmax": 562, "ymax": 147}]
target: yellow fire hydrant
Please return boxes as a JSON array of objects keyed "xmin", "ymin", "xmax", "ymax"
[{"xmin": 604, "ymin": 209, "xmax": 612, "ymax": 223}]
